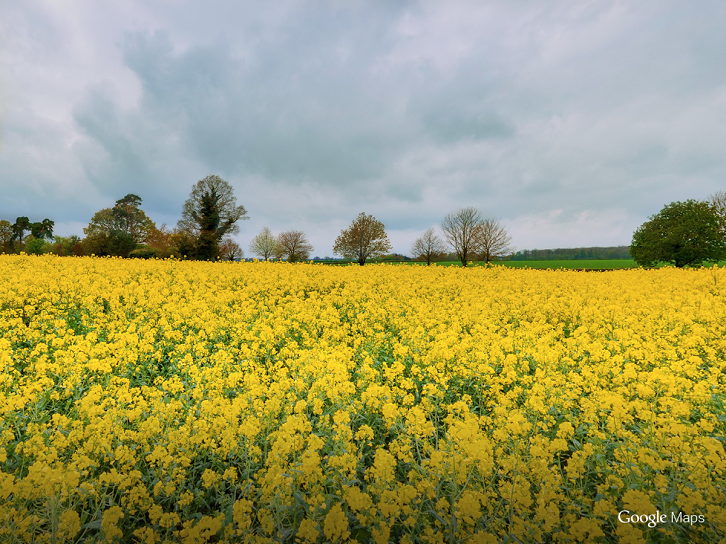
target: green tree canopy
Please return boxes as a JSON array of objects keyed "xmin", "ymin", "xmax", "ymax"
[
  {"xmin": 84, "ymin": 195, "xmax": 154, "ymax": 244},
  {"xmin": 111, "ymin": 194, "xmax": 153, "ymax": 243},
  {"xmin": 30, "ymin": 219, "xmax": 54, "ymax": 240},
  {"xmin": 630, "ymin": 200, "xmax": 726, "ymax": 268},
  {"xmin": 26, "ymin": 237, "xmax": 50, "ymax": 255},
  {"xmin": 11, "ymin": 217, "xmax": 31, "ymax": 243}
]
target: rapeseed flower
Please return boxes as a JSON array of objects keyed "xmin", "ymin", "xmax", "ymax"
[{"xmin": 0, "ymin": 255, "xmax": 724, "ymax": 542}]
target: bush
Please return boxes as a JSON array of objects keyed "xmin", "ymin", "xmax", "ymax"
[
  {"xmin": 156, "ymin": 247, "xmax": 179, "ymax": 259},
  {"xmin": 82, "ymin": 232, "xmax": 136, "ymax": 257},
  {"xmin": 128, "ymin": 247, "xmax": 159, "ymax": 259},
  {"xmin": 26, "ymin": 237, "xmax": 49, "ymax": 255}
]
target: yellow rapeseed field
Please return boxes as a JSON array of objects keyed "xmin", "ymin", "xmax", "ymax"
[{"xmin": 1, "ymin": 255, "xmax": 725, "ymax": 543}]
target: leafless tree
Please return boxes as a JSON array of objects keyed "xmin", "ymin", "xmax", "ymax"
[
  {"xmin": 476, "ymin": 218, "xmax": 514, "ymax": 263},
  {"xmin": 411, "ymin": 227, "xmax": 448, "ymax": 265},
  {"xmin": 276, "ymin": 230, "xmax": 313, "ymax": 262},
  {"xmin": 333, "ymin": 213, "xmax": 392, "ymax": 265},
  {"xmin": 219, "ymin": 238, "xmax": 244, "ymax": 261},
  {"xmin": 441, "ymin": 207, "xmax": 484, "ymax": 267},
  {"xmin": 249, "ymin": 227, "xmax": 279, "ymax": 261},
  {"xmin": 709, "ymin": 190, "xmax": 726, "ymax": 239}
]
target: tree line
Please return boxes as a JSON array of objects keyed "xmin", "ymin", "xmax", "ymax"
[
  {"xmin": 3, "ymin": 174, "xmax": 723, "ymax": 267},
  {"xmin": 510, "ymin": 246, "xmax": 632, "ymax": 261},
  {"xmin": 0, "ymin": 175, "xmax": 515, "ymax": 265}
]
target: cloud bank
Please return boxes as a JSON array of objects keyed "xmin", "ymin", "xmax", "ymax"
[{"xmin": 2, "ymin": 1, "xmax": 725, "ymax": 255}]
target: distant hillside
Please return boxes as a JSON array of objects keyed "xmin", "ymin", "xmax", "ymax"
[{"xmin": 510, "ymin": 246, "xmax": 631, "ymax": 261}]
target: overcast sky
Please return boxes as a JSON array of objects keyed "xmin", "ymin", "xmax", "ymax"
[{"xmin": 2, "ymin": 1, "xmax": 724, "ymax": 256}]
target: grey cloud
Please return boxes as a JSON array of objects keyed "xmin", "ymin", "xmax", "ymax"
[{"xmin": 2, "ymin": 1, "xmax": 726, "ymax": 253}]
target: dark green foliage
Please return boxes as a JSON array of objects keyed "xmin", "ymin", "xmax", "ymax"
[
  {"xmin": 511, "ymin": 246, "xmax": 632, "ymax": 261},
  {"xmin": 30, "ymin": 219, "xmax": 54, "ymax": 240},
  {"xmin": 178, "ymin": 175, "xmax": 248, "ymax": 261},
  {"xmin": 176, "ymin": 232, "xmax": 197, "ymax": 260},
  {"xmin": 7, "ymin": 217, "xmax": 54, "ymax": 252},
  {"xmin": 107, "ymin": 232, "xmax": 136, "ymax": 257},
  {"xmin": 128, "ymin": 247, "xmax": 159, "ymax": 259},
  {"xmin": 84, "ymin": 195, "xmax": 154, "ymax": 247},
  {"xmin": 630, "ymin": 200, "xmax": 726, "ymax": 268},
  {"xmin": 111, "ymin": 194, "xmax": 152, "ymax": 242},
  {"xmin": 0, "ymin": 220, "xmax": 13, "ymax": 253},
  {"xmin": 194, "ymin": 189, "xmax": 222, "ymax": 261},
  {"xmin": 81, "ymin": 232, "xmax": 136, "ymax": 257},
  {"xmin": 11, "ymin": 217, "xmax": 31, "ymax": 244}
]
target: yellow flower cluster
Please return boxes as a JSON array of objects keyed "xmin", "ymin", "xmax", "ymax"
[{"xmin": 1, "ymin": 255, "xmax": 725, "ymax": 543}]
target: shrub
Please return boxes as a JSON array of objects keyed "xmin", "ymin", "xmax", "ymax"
[{"xmin": 128, "ymin": 247, "xmax": 159, "ymax": 259}]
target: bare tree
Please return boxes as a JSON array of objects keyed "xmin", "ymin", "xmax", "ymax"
[
  {"xmin": 441, "ymin": 207, "xmax": 484, "ymax": 267},
  {"xmin": 333, "ymin": 213, "xmax": 392, "ymax": 265},
  {"xmin": 249, "ymin": 227, "xmax": 279, "ymax": 261},
  {"xmin": 476, "ymin": 218, "xmax": 514, "ymax": 263},
  {"xmin": 411, "ymin": 227, "xmax": 448, "ymax": 265},
  {"xmin": 709, "ymin": 190, "xmax": 726, "ymax": 239},
  {"xmin": 276, "ymin": 230, "xmax": 313, "ymax": 262},
  {"xmin": 219, "ymin": 238, "xmax": 244, "ymax": 261}
]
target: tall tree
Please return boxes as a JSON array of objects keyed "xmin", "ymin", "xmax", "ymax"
[
  {"xmin": 630, "ymin": 200, "xmax": 726, "ymax": 268},
  {"xmin": 178, "ymin": 175, "xmax": 248, "ymax": 260},
  {"xmin": 0, "ymin": 220, "xmax": 12, "ymax": 253},
  {"xmin": 411, "ymin": 227, "xmax": 447, "ymax": 265},
  {"xmin": 30, "ymin": 219, "xmax": 55, "ymax": 240},
  {"xmin": 476, "ymin": 218, "xmax": 514, "ymax": 263},
  {"xmin": 84, "ymin": 195, "xmax": 154, "ymax": 258},
  {"xmin": 194, "ymin": 189, "xmax": 223, "ymax": 261},
  {"xmin": 276, "ymin": 230, "xmax": 313, "ymax": 262},
  {"xmin": 249, "ymin": 227, "xmax": 279, "ymax": 261},
  {"xmin": 441, "ymin": 207, "xmax": 483, "ymax": 267},
  {"xmin": 333, "ymin": 213, "xmax": 392, "ymax": 266},
  {"xmin": 11, "ymin": 217, "xmax": 31, "ymax": 244},
  {"xmin": 111, "ymin": 194, "xmax": 153, "ymax": 243},
  {"xmin": 709, "ymin": 190, "xmax": 726, "ymax": 239},
  {"xmin": 85, "ymin": 201, "xmax": 154, "ymax": 244},
  {"xmin": 84, "ymin": 208, "xmax": 121, "ymax": 238}
]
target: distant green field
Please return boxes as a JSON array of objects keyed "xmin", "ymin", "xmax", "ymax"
[
  {"xmin": 318, "ymin": 259, "xmax": 637, "ymax": 269},
  {"xmin": 407, "ymin": 259, "xmax": 635, "ymax": 269},
  {"xmin": 317, "ymin": 259, "xmax": 726, "ymax": 269},
  {"xmin": 497, "ymin": 259, "xmax": 637, "ymax": 269},
  {"xmin": 428, "ymin": 259, "xmax": 726, "ymax": 269}
]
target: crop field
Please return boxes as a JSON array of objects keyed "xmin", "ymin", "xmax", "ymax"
[
  {"xmin": 1, "ymin": 255, "xmax": 725, "ymax": 543},
  {"xmin": 315, "ymin": 260, "xmax": 640, "ymax": 269},
  {"xmin": 401, "ymin": 260, "xmax": 638, "ymax": 270},
  {"xmin": 496, "ymin": 260, "xmax": 637, "ymax": 270},
  {"xmin": 325, "ymin": 260, "xmax": 726, "ymax": 270}
]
